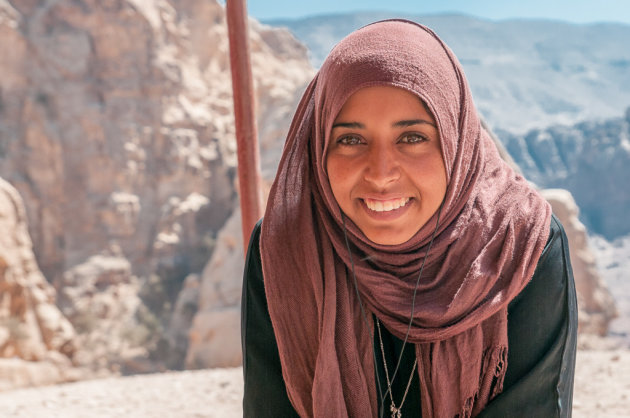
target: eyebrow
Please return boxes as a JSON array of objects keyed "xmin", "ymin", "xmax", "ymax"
[
  {"xmin": 331, "ymin": 119, "xmax": 436, "ymax": 129},
  {"xmin": 331, "ymin": 122, "xmax": 365, "ymax": 129},
  {"xmin": 393, "ymin": 119, "xmax": 436, "ymax": 128}
]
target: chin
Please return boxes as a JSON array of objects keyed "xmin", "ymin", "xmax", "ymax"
[{"xmin": 364, "ymin": 230, "xmax": 412, "ymax": 246}]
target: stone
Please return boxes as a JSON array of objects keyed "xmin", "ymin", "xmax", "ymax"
[
  {"xmin": 163, "ymin": 273, "xmax": 200, "ymax": 370},
  {"xmin": 186, "ymin": 306, "xmax": 242, "ymax": 369},
  {"xmin": 542, "ymin": 189, "xmax": 618, "ymax": 336},
  {"xmin": 0, "ymin": 177, "xmax": 83, "ymax": 389},
  {"xmin": 57, "ymin": 252, "xmax": 146, "ymax": 371},
  {"xmin": 0, "ymin": 358, "xmax": 63, "ymax": 391},
  {"xmin": 186, "ymin": 210, "xmax": 243, "ymax": 369}
]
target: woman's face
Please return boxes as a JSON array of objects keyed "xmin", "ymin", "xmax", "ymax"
[{"xmin": 326, "ymin": 86, "xmax": 447, "ymax": 245}]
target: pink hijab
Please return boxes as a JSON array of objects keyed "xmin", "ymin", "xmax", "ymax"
[{"xmin": 260, "ymin": 19, "xmax": 551, "ymax": 417}]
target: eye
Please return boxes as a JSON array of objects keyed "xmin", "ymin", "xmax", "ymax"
[
  {"xmin": 336, "ymin": 135, "xmax": 365, "ymax": 145},
  {"xmin": 398, "ymin": 133, "xmax": 428, "ymax": 144}
]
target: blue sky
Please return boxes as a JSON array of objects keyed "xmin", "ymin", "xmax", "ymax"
[{"xmin": 245, "ymin": 0, "xmax": 630, "ymax": 24}]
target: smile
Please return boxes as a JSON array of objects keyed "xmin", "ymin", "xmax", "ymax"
[{"xmin": 363, "ymin": 197, "xmax": 411, "ymax": 212}]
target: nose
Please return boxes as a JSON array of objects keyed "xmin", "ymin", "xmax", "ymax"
[{"xmin": 363, "ymin": 143, "xmax": 400, "ymax": 188}]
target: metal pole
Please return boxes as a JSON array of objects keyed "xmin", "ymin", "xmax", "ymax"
[{"xmin": 226, "ymin": 0, "xmax": 263, "ymax": 255}]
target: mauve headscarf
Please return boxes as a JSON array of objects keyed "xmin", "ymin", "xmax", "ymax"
[{"xmin": 260, "ymin": 19, "xmax": 551, "ymax": 418}]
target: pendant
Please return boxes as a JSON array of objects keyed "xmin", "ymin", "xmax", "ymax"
[{"xmin": 390, "ymin": 404, "xmax": 401, "ymax": 418}]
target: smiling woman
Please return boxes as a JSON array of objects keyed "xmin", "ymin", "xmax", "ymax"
[
  {"xmin": 241, "ymin": 19, "xmax": 577, "ymax": 418},
  {"xmin": 326, "ymin": 86, "xmax": 447, "ymax": 245}
]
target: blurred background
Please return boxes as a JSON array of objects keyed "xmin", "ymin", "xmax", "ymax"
[
  {"xmin": 0, "ymin": 0, "xmax": 628, "ymax": 413},
  {"xmin": 248, "ymin": 0, "xmax": 630, "ymax": 24}
]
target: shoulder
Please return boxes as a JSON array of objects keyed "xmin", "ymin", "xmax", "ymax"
[
  {"xmin": 498, "ymin": 213, "xmax": 577, "ymax": 411},
  {"xmin": 509, "ymin": 213, "xmax": 573, "ymax": 310},
  {"xmin": 249, "ymin": 218, "xmax": 263, "ymax": 250},
  {"xmin": 242, "ymin": 218, "xmax": 266, "ymax": 337},
  {"xmin": 532, "ymin": 214, "xmax": 572, "ymax": 286},
  {"xmin": 502, "ymin": 214, "xmax": 574, "ymax": 384},
  {"xmin": 244, "ymin": 219, "xmax": 264, "ymax": 279}
]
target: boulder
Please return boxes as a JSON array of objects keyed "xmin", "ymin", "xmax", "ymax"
[
  {"xmin": 186, "ymin": 210, "xmax": 243, "ymax": 369},
  {"xmin": 541, "ymin": 189, "xmax": 617, "ymax": 336},
  {"xmin": 0, "ymin": 178, "xmax": 84, "ymax": 389},
  {"xmin": 57, "ymin": 251, "xmax": 145, "ymax": 373}
]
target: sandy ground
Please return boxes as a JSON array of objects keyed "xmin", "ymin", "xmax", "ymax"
[
  {"xmin": 573, "ymin": 349, "xmax": 630, "ymax": 417},
  {"xmin": 0, "ymin": 349, "xmax": 627, "ymax": 417}
]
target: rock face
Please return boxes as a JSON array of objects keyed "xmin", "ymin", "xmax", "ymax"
[
  {"xmin": 590, "ymin": 234, "xmax": 630, "ymax": 343},
  {"xmin": 164, "ymin": 273, "xmax": 201, "ymax": 369},
  {"xmin": 57, "ymin": 251, "xmax": 146, "ymax": 373},
  {"xmin": 0, "ymin": 0, "xmax": 313, "ymax": 372},
  {"xmin": 187, "ymin": 209, "xmax": 243, "ymax": 369},
  {"xmin": 0, "ymin": 178, "xmax": 82, "ymax": 389},
  {"xmin": 501, "ymin": 109, "xmax": 630, "ymax": 240},
  {"xmin": 542, "ymin": 189, "xmax": 618, "ymax": 336}
]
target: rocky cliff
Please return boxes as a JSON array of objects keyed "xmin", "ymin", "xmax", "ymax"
[
  {"xmin": 0, "ymin": 0, "xmax": 312, "ymax": 373},
  {"xmin": 500, "ymin": 108, "xmax": 630, "ymax": 240}
]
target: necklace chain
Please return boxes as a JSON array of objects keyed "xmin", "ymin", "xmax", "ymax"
[
  {"xmin": 376, "ymin": 319, "xmax": 417, "ymax": 418},
  {"xmin": 341, "ymin": 204, "xmax": 443, "ymax": 418}
]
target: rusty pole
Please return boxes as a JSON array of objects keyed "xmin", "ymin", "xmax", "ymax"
[{"xmin": 226, "ymin": 0, "xmax": 264, "ymax": 255}]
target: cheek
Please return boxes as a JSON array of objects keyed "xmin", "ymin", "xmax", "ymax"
[
  {"xmin": 408, "ymin": 153, "xmax": 447, "ymax": 195},
  {"xmin": 427, "ymin": 157, "xmax": 448, "ymax": 197},
  {"xmin": 326, "ymin": 155, "xmax": 354, "ymax": 204}
]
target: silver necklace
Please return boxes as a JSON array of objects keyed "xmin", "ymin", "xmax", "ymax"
[{"xmin": 376, "ymin": 318, "xmax": 418, "ymax": 418}]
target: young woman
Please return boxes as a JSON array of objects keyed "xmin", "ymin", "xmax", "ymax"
[{"xmin": 241, "ymin": 19, "xmax": 577, "ymax": 417}]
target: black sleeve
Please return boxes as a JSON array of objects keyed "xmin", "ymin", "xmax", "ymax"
[
  {"xmin": 478, "ymin": 215, "xmax": 578, "ymax": 417},
  {"xmin": 241, "ymin": 220, "xmax": 300, "ymax": 418}
]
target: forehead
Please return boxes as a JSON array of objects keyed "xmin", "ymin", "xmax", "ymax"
[{"xmin": 334, "ymin": 85, "xmax": 433, "ymax": 121}]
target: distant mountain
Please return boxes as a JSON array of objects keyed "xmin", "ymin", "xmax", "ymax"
[
  {"xmin": 265, "ymin": 12, "xmax": 630, "ymax": 134},
  {"xmin": 499, "ymin": 108, "xmax": 630, "ymax": 240}
]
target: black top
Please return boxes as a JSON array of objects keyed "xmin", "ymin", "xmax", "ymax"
[{"xmin": 241, "ymin": 215, "xmax": 577, "ymax": 417}]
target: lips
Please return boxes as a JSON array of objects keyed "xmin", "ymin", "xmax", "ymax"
[{"xmin": 363, "ymin": 197, "xmax": 411, "ymax": 212}]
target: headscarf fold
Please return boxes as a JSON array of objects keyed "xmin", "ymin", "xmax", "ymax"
[{"xmin": 261, "ymin": 19, "xmax": 551, "ymax": 417}]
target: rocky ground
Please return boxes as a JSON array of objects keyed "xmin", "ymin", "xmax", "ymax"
[
  {"xmin": 0, "ymin": 347, "xmax": 627, "ymax": 417},
  {"xmin": 573, "ymin": 348, "xmax": 630, "ymax": 417}
]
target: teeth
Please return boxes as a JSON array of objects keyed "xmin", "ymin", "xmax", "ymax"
[{"xmin": 364, "ymin": 197, "xmax": 410, "ymax": 212}]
